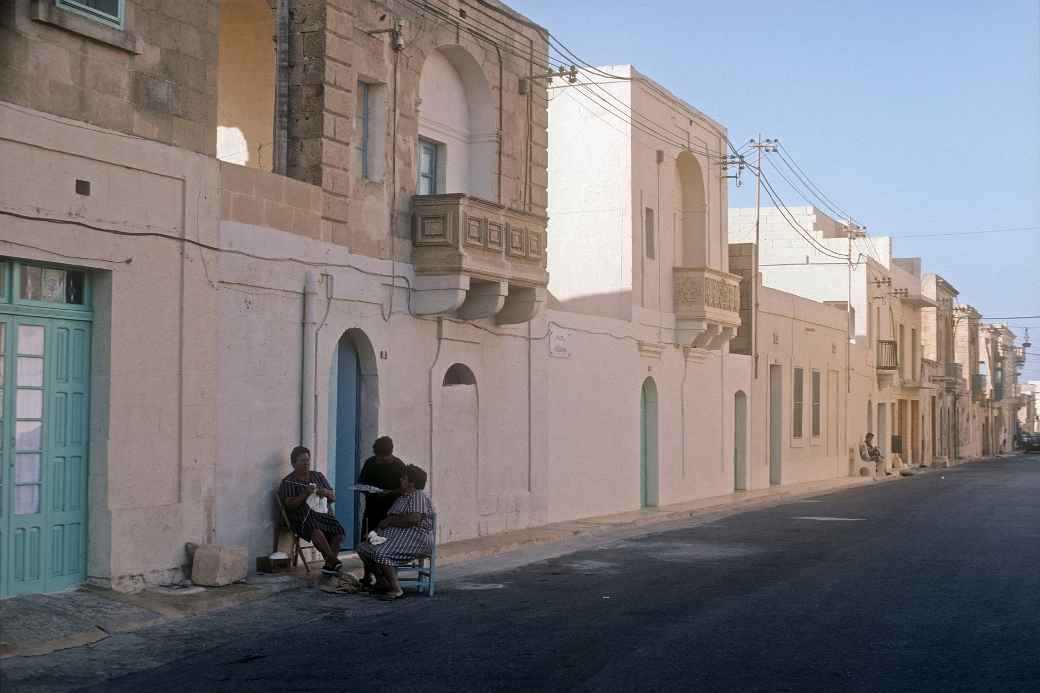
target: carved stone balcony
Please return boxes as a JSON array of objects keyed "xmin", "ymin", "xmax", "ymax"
[
  {"xmin": 673, "ymin": 267, "xmax": 741, "ymax": 349},
  {"xmin": 411, "ymin": 194, "xmax": 548, "ymax": 322}
]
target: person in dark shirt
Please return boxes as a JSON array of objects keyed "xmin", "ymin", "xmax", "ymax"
[
  {"xmin": 357, "ymin": 436, "xmax": 406, "ymax": 588},
  {"xmin": 358, "ymin": 436, "xmax": 406, "ymax": 533}
]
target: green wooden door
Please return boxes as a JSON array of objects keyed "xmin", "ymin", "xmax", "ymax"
[{"xmin": 1, "ymin": 316, "xmax": 90, "ymax": 597}]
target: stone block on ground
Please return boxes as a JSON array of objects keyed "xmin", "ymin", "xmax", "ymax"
[{"xmin": 191, "ymin": 544, "xmax": 248, "ymax": 587}]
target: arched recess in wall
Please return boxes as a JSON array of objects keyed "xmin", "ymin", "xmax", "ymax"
[
  {"xmin": 733, "ymin": 390, "xmax": 748, "ymax": 491},
  {"xmin": 436, "ymin": 362, "xmax": 479, "ymax": 543},
  {"xmin": 327, "ymin": 328, "xmax": 379, "ymax": 550},
  {"xmin": 417, "ymin": 45, "xmax": 497, "ymax": 201},
  {"xmin": 640, "ymin": 377, "xmax": 659, "ymax": 507},
  {"xmin": 676, "ymin": 151, "xmax": 707, "ymax": 267}
]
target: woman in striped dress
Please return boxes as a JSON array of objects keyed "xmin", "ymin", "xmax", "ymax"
[
  {"xmin": 357, "ymin": 464, "xmax": 435, "ymax": 600},
  {"xmin": 279, "ymin": 446, "xmax": 346, "ymax": 575}
]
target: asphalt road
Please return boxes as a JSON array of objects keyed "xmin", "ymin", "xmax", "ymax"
[{"xmin": 9, "ymin": 456, "xmax": 1040, "ymax": 693}]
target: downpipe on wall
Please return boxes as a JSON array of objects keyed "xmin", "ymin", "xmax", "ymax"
[
  {"xmin": 301, "ymin": 272, "xmax": 332, "ymax": 457},
  {"xmin": 301, "ymin": 272, "xmax": 318, "ymax": 449},
  {"xmin": 427, "ymin": 317, "xmax": 445, "ymax": 498}
]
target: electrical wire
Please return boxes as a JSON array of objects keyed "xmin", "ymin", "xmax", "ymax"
[
  {"xmin": 772, "ymin": 143, "xmax": 882, "ymax": 262},
  {"xmin": 892, "ymin": 226, "xmax": 1040, "ymax": 239},
  {"xmin": 751, "ymin": 165, "xmax": 851, "ymax": 260}
]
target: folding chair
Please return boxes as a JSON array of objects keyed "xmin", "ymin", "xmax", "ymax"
[
  {"xmin": 396, "ymin": 512, "xmax": 437, "ymax": 596},
  {"xmin": 273, "ymin": 489, "xmax": 313, "ymax": 573}
]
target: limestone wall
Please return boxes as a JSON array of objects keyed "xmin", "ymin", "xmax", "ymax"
[
  {"xmin": 285, "ymin": 0, "xmax": 549, "ymax": 258},
  {"xmin": 0, "ymin": 0, "xmax": 218, "ymax": 155}
]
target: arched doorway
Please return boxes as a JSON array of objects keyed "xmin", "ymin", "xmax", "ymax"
[
  {"xmin": 676, "ymin": 151, "xmax": 708, "ymax": 267},
  {"xmin": 734, "ymin": 391, "xmax": 748, "ymax": 491},
  {"xmin": 328, "ymin": 329, "xmax": 378, "ymax": 549},
  {"xmin": 436, "ymin": 363, "xmax": 478, "ymax": 542},
  {"xmin": 417, "ymin": 45, "xmax": 496, "ymax": 200},
  {"xmin": 640, "ymin": 378, "xmax": 659, "ymax": 507}
]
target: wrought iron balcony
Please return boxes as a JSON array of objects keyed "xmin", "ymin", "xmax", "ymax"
[
  {"xmin": 673, "ymin": 266, "xmax": 742, "ymax": 349},
  {"xmin": 876, "ymin": 340, "xmax": 899, "ymax": 371},
  {"xmin": 411, "ymin": 194, "xmax": 548, "ymax": 322}
]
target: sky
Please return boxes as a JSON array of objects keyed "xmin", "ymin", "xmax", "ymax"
[{"xmin": 511, "ymin": 0, "xmax": 1040, "ymax": 380}]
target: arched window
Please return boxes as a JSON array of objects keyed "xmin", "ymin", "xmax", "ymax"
[
  {"xmin": 417, "ymin": 46, "xmax": 497, "ymax": 201},
  {"xmin": 443, "ymin": 362, "xmax": 477, "ymax": 386},
  {"xmin": 676, "ymin": 151, "xmax": 707, "ymax": 267}
]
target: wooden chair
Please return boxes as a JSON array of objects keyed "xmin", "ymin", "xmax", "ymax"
[
  {"xmin": 272, "ymin": 490, "xmax": 313, "ymax": 573},
  {"xmin": 396, "ymin": 512, "xmax": 437, "ymax": 596}
]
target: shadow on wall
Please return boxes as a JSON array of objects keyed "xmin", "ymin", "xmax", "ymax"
[{"xmin": 547, "ymin": 290, "xmax": 634, "ymax": 321}]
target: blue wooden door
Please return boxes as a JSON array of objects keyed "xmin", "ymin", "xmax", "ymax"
[
  {"xmin": 330, "ymin": 336, "xmax": 361, "ymax": 549},
  {"xmin": 1, "ymin": 316, "xmax": 90, "ymax": 597}
]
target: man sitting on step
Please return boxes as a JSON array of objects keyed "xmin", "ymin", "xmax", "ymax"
[{"xmin": 859, "ymin": 433, "xmax": 891, "ymax": 478}]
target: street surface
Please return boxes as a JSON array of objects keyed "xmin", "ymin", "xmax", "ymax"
[{"xmin": 3, "ymin": 456, "xmax": 1039, "ymax": 692}]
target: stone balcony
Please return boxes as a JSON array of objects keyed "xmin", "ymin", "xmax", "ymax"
[
  {"xmin": 673, "ymin": 267, "xmax": 742, "ymax": 349},
  {"xmin": 411, "ymin": 194, "xmax": 548, "ymax": 323}
]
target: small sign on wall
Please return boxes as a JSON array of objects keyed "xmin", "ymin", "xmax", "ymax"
[{"xmin": 549, "ymin": 329, "xmax": 570, "ymax": 358}]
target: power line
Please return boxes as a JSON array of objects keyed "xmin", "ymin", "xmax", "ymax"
[
  {"xmin": 775, "ymin": 143, "xmax": 850, "ymax": 220},
  {"xmin": 892, "ymin": 226, "xmax": 1040, "ymax": 239},
  {"xmin": 772, "ymin": 143, "xmax": 882, "ymax": 261},
  {"xmin": 753, "ymin": 165, "xmax": 850, "ymax": 260}
]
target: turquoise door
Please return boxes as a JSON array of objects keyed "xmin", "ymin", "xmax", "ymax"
[
  {"xmin": 1, "ymin": 316, "xmax": 90, "ymax": 598},
  {"xmin": 329, "ymin": 334, "xmax": 361, "ymax": 549},
  {"xmin": 640, "ymin": 378, "xmax": 658, "ymax": 508}
]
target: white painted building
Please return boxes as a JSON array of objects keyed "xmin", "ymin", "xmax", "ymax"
[{"xmin": 547, "ymin": 65, "xmax": 753, "ymax": 511}]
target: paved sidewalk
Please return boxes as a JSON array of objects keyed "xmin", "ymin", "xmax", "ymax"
[{"xmin": 2, "ymin": 466, "xmax": 969, "ymax": 660}]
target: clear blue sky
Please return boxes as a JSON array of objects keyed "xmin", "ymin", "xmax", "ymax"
[{"xmin": 512, "ymin": 0, "xmax": 1040, "ymax": 379}]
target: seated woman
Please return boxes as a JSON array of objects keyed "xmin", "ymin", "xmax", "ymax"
[
  {"xmin": 279, "ymin": 445, "xmax": 346, "ymax": 575},
  {"xmin": 357, "ymin": 464, "xmax": 435, "ymax": 600}
]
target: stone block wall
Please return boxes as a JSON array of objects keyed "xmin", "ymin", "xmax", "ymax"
[
  {"xmin": 284, "ymin": 0, "xmax": 550, "ymax": 258},
  {"xmin": 0, "ymin": 0, "xmax": 218, "ymax": 155},
  {"xmin": 728, "ymin": 242, "xmax": 757, "ymax": 355},
  {"xmin": 219, "ymin": 161, "xmax": 322, "ymax": 239}
]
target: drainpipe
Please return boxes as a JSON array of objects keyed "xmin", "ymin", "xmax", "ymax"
[
  {"xmin": 301, "ymin": 272, "xmax": 319, "ymax": 449},
  {"xmin": 273, "ymin": 0, "xmax": 290, "ymax": 175},
  {"xmin": 427, "ymin": 317, "xmax": 444, "ymax": 497}
]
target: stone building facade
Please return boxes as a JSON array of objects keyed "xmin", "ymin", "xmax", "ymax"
[{"xmin": 0, "ymin": 0, "xmax": 218, "ymax": 155}]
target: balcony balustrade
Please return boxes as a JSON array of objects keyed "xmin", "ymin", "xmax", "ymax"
[
  {"xmin": 411, "ymin": 193, "xmax": 548, "ymax": 322},
  {"xmin": 673, "ymin": 266, "xmax": 742, "ymax": 349}
]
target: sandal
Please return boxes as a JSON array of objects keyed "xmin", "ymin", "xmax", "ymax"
[
  {"xmin": 320, "ymin": 561, "xmax": 343, "ymax": 576},
  {"xmin": 379, "ymin": 590, "xmax": 405, "ymax": 601}
]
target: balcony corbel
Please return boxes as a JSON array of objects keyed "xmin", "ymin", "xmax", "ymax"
[
  {"xmin": 496, "ymin": 286, "xmax": 546, "ymax": 325},
  {"xmin": 457, "ymin": 280, "xmax": 508, "ymax": 320}
]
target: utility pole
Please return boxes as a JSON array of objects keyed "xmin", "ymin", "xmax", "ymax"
[
  {"xmin": 748, "ymin": 135, "xmax": 777, "ymax": 380},
  {"xmin": 844, "ymin": 217, "xmax": 865, "ymax": 394}
]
